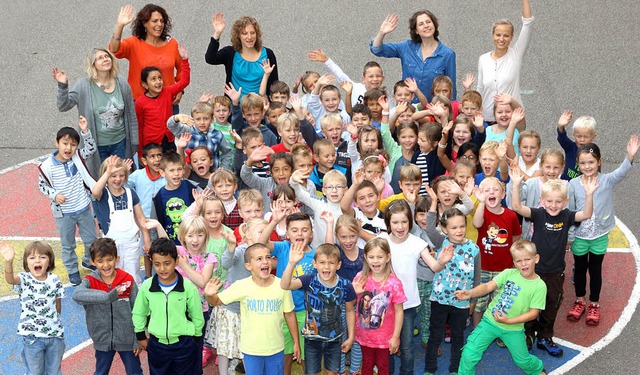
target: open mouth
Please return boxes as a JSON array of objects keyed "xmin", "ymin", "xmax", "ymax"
[
  {"xmin": 34, "ymin": 265, "xmax": 43, "ymax": 272},
  {"xmin": 260, "ymin": 265, "xmax": 270, "ymax": 276},
  {"xmin": 483, "ymin": 166, "xmax": 493, "ymax": 175},
  {"xmin": 197, "ymin": 166, "xmax": 206, "ymax": 174},
  {"xmin": 487, "ymin": 196, "xmax": 497, "ymax": 205}
]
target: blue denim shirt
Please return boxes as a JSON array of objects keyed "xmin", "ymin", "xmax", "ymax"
[{"xmin": 370, "ymin": 39, "xmax": 457, "ymax": 101}]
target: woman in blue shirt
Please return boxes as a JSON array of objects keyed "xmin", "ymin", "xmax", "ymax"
[{"xmin": 370, "ymin": 11, "xmax": 457, "ymax": 103}]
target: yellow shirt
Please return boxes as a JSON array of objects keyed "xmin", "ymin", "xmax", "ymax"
[
  {"xmin": 378, "ymin": 192, "xmax": 407, "ymax": 212},
  {"xmin": 465, "ymin": 194, "xmax": 480, "ymax": 243}
]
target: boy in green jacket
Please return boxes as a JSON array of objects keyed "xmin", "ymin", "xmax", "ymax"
[{"xmin": 132, "ymin": 238, "xmax": 205, "ymax": 374}]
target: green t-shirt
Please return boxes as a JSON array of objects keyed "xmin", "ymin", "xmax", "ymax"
[
  {"xmin": 484, "ymin": 268, "xmax": 546, "ymax": 331},
  {"xmin": 214, "ymin": 122, "xmax": 235, "ymax": 159},
  {"xmin": 90, "ymin": 82, "xmax": 125, "ymax": 146}
]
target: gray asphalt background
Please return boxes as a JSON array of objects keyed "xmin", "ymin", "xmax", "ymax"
[{"xmin": 1, "ymin": 1, "xmax": 638, "ymax": 373}]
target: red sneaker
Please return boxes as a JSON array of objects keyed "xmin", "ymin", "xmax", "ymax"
[
  {"xmin": 586, "ymin": 303, "xmax": 600, "ymax": 326},
  {"xmin": 202, "ymin": 346, "xmax": 213, "ymax": 367},
  {"xmin": 567, "ymin": 300, "xmax": 586, "ymax": 321}
]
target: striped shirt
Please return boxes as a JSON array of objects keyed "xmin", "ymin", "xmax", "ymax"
[{"xmin": 47, "ymin": 154, "xmax": 92, "ymax": 215}]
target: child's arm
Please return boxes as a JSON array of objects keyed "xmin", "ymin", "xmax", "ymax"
[
  {"xmin": 424, "ymin": 188, "xmax": 446, "ymax": 248},
  {"xmin": 388, "ymin": 101, "xmax": 407, "ymax": 133},
  {"xmin": 258, "ymin": 59, "xmax": 276, "ymax": 97},
  {"xmin": 405, "ymin": 78, "xmax": 429, "ymax": 109},
  {"xmin": 167, "ymin": 47, "xmax": 191, "ymax": 95},
  {"xmin": 510, "ymin": 167, "xmax": 532, "ymax": 218},
  {"xmin": 72, "ymin": 277, "xmax": 121, "ymax": 305},
  {"xmin": 91, "ymin": 155, "xmax": 119, "ymax": 199},
  {"xmin": 144, "ymin": 219, "xmax": 168, "ymax": 239},
  {"xmin": 257, "ymin": 203, "xmax": 287, "ymax": 250},
  {"xmin": 496, "ymin": 141, "xmax": 510, "ymax": 182},
  {"xmin": 133, "ymin": 203, "xmax": 152, "ymax": 253},
  {"xmin": 240, "ymin": 149, "xmax": 272, "ymax": 189},
  {"xmin": 203, "ymin": 277, "xmax": 224, "ymax": 306},
  {"xmin": 446, "ymin": 180, "xmax": 474, "ymax": 215},
  {"xmin": 279, "ymin": 242, "xmax": 306, "ymax": 290},
  {"xmin": 473, "ymin": 187, "xmax": 487, "ymax": 228},
  {"xmin": 379, "ymin": 99, "xmax": 402, "ymax": 161},
  {"xmin": 178, "ymin": 256, "xmax": 214, "ymax": 289},
  {"xmin": 284, "ymin": 310, "xmax": 302, "ymax": 363},
  {"xmin": 77, "ymin": 116, "xmax": 97, "ymax": 160},
  {"xmin": 321, "ymin": 211, "xmax": 335, "ymax": 244},
  {"xmin": 1, "ymin": 244, "xmax": 21, "ymax": 285},
  {"xmin": 455, "ymin": 280, "xmax": 499, "ymax": 301},
  {"xmin": 341, "ymin": 167, "xmax": 364, "ymax": 216},
  {"xmin": 308, "ymin": 49, "xmax": 352, "ymax": 84},
  {"xmin": 342, "ymin": 299, "xmax": 356, "ymax": 353},
  {"xmin": 218, "ymin": 135, "xmax": 234, "ymax": 171},
  {"xmin": 341, "ymin": 81, "xmax": 353, "ymax": 116},
  {"xmin": 505, "ymin": 107, "xmax": 524, "ymax": 160},
  {"xmin": 556, "ymin": 110, "xmax": 575, "ymax": 151},
  {"xmin": 290, "ymin": 170, "xmax": 324, "ymax": 213},
  {"xmin": 175, "ymin": 133, "xmax": 192, "ymax": 177},
  {"xmin": 494, "ymin": 308, "xmax": 540, "ymax": 326},
  {"xmin": 574, "ymin": 176, "xmax": 599, "ymax": 221},
  {"xmin": 389, "ymin": 303, "xmax": 403, "ymax": 354},
  {"xmin": 437, "ymin": 121, "xmax": 454, "ymax": 173},
  {"xmin": 167, "ymin": 113, "xmax": 194, "ymax": 137},
  {"xmin": 420, "ymin": 243, "xmax": 453, "ymax": 273}
]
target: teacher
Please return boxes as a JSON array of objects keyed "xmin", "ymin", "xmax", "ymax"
[
  {"xmin": 370, "ymin": 11, "xmax": 457, "ymax": 102},
  {"xmin": 477, "ymin": 0, "xmax": 533, "ymax": 122},
  {"xmin": 109, "ymin": 4, "xmax": 183, "ymax": 104},
  {"xmin": 205, "ymin": 12, "xmax": 279, "ymax": 97}
]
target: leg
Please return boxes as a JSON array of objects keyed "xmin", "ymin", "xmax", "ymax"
[
  {"xmin": 170, "ymin": 336, "xmax": 201, "ymax": 375},
  {"xmin": 76, "ymin": 208, "xmax": 98, "ymax": 266},
  {"xmin": 283, "ymin": 311, "xmax": 306, "ymax": 375},
  {"xmin": 242, "ymin": 353, "xmax": 262, "ymax": 375},
  {"xmin": 22, "ymin": 336, "xmax": 45, "ymax": 375},
  {"xmin": 98, "ymin": 144, "xmax": 110, "ymax": 162},
  {"xmin": 303, "ymin": 340, "xmax": 321, "ymax": 375},
  {"xmin": 537, "ymin": 273, "xmax": 564, "ymax": 340},
  {"xmin": 449, "ymin": 307, "xmax": 470, "ymax": 373},
  {"xmin": 587, "ymin": 252, "xmax": 606, "ymax": 303},
  {"xmin": 502, "ymin": 329, "xmax": 544, "ymax": 375},
  {"xmin": 360, "ymin": 345, "xmax": 375, "ymax": 375},
  {"xmin": 118, "ymin": 350, "xmax": 143, "ymax": 375},
  {"xmin": 417, "ymin": 280, "xmax": 433, "ymax": 346},
  {"xmin": 425, "ymin": 302, "xmax": 448, "ymax": 374},
  {"xmin": 94, "ymin": 350, "xmax": 117, "ymax": 375},
  {"xmin": 324, "ymin": 341, "xmax": 342, "ymax": 375},
  {"xmin": 55, "ymin": 215, "xmax": 80, "ymax": 275},
  {"xmin": 265, "ymin": 351, "xmax": 285, "ymax": 375},
  {"xmin": 398, "ymin": 306, "xmax": 416, "ymax": 375},
  {"xmin": 147, "ymin": 338, "xmax": 172, "ymax": 375},
  {"xmin": 573, "ymin": 253, "xmax": 589, "ymax": 300},
  {"xmin": 349, "ymin": 341, "xmax": 362, "ymax": 374},
  {"xmin": 117, "ymin": 240, "xmax": 142, "ymax": 285},
  {"xmin": 458, "ymin": 318, "xmax": 499, "ymax": 375},
  {"xmin": 111, "ymin": 138, "xmax": 127, "ymax": 159},
  {"xmin": 374, "ymin": 347, "xmax": 390, "ymax": 375}
]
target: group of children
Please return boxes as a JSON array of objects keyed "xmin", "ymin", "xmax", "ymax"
[{"xmin": 2, "ymin": 8, "xmax": 639, "ymax": 375}]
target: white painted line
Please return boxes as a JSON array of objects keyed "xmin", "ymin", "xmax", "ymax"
[
  {"xmin": 0, "ymin": 294, "xmax": 18, "ymax": 302},
  {"xmin": 607, "ymin": 248, "xmax": 631, "ymax": 253},
  {"xmin": 550, "ymin": 217, "xmax": 640, "ymax": 375},
  {"xmin": 0, "ymin": 154, "xmax": 48, "ymax": 175},
  {"xmin": 63, "ymin": 339, "xmax": 93, "ymax": 359},
  {"xmin": 553, "ymin": 338, "xmax": 586, "ymax": 352},
  {"xmin": 0, "ymin": 236, "xmax": 85, "ymax": 242}
]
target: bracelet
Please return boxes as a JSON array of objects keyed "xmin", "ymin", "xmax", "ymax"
[
  {"xmin": 112, "ymin": 34, "xmax": 121, "ymax": 41},
  {"xmin": 437, "ymin": 143, "xmax": 447, "ymax": 149},
  {"xmin": 381, "ymin": 111, "xmax": 389, "ymax": 116},
  {"xmin": 350, "ymin": 134, "xmax": 358, "ymax": 140}
]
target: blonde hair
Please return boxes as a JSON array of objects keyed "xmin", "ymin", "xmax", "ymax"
[
  {"xmin": 479, "ymin": 176, "xmax": 505, "ymax": 193},
  {"xmin": 518, "ymin": 130, "xmax": 541, "ymax": 148},
  {"xmin": 237, "ymin": 189, "xmax": 263, "ymax": 209},
  {"xmin": 510, "ymin": 239, "xmax": 537, "ymax": 257},
  {"xmin": 399, "ymin": 163, "xmax": 422, "ymax": 182},
  {"xmin": 291, "ymin": 144, "xmax": 313, "ymax": 162},
  {"xmin": 99, "ymin": 157, "xmax": 129, "ymax": 181},
  {"xmin": 479, "ymin": 141, "xmax": 499, "ymax": 156},
  {"xmin": 177, "ymin": 216, "xmax": 210, "ymax": 250},
  {"xmin": 323, "ymin": 169, "xmax": 347, "ymax": 186},
  {"xmin": 492, "ymin": 19, "xmax": 515, "ymax": 35},
  {"xmin": 85, "ymin": 48, "xmax": 119, "ymax": 81},
  {"xmin": 199, "ymin": 196, "xmax": 227, "ymax": 220},
  {"xmin": 572, "ymin": 116, "xmax": 597, "ymax": 132},
  {"xmin": 320, "ymin": 113, "xmax": 343, "ymax": 131},
  {"xmin": 335, "ymin": 215, "xmax": 360, "ymax": 236},
  {"xmin": 541, "ymin": 179, "xmax": 568, "ymax": 198},
  {"xmin": 209, "ymin": 169, "xmax": 237, "ymax": 187},
  {"xmin": 540, "ymin": 148, "xmax": 566, "ymax": 167},
  {"xmin": 191, "ymin": 102, "xmax": 214, "ymax": 117},
  {"xmin": 239, "ymin": 218, "xmax": 268, "ymax": 244},
  {"xmin": 240, "ymin": 93, "xmax": 264, "ymax": 113},
  {"xmin": 315, "ymin": 243, "xmax": 341, "ymax": 262},
  {"xmin": 361, "ymin": 237, "xmax": 393, "ymax": 282},
  {"xmin": 277, "ymin": 112, "xmax": 300, "ymax": 132}
]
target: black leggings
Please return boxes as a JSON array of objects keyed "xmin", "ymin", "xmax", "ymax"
[{"xmin": 573, "ymin": 252, "xmax": 605, "ymax": 302}]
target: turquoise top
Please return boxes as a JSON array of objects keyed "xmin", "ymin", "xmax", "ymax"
[{"xmin": 231, "ymin": 48, "xmax": 267, "ymax": 98}]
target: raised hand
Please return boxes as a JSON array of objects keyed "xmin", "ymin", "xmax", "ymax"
[
  {"xmin": 178, "ymin": 45, "xmax": 188, "ymax": 60},
  {"xmin": 493, "ymin": 93, "xmax": 513, "ymax": 106},
  {"xmin": 379, "ymin": 14, "xmax": 399, "ymax": 35},
  {"xmin": 627, "ymin": 134, "xmax": 640, "ymax": 161},
  {"xmin": 204, "ymin": 277, "xmax": 223, "ymax": 297},
  {"xmin": 250, "ymin": 145, "xmax": 274, "ymax": 162},
  {"xmin": 78, "ymin": 116, "xmax": 89, "ymax": 133},
  {"xmin": 351, "ymin": 274, "xmax": 367, "ymax": 294},
  {"xmin": 472, "ymin": 111, "xmax": 485, "ymax": 129},
  {"xmin": 52, "ymin": 67, "xmax": 67, "ymax": 84},
  {"xmin": 442, "ymin": 120, "xmax": 454, "ymax": 135},
  {"xmin": 222, "ymin": 229, "xmax": 237, "ymax": 250},
  {"xmin": 289, "ymin": 96, "xmax": 302, "ymax": 112},
  {"xmin": 270, "ymin": 201, "xmax": 288, "ymax": 223},
  {"xmin": 261, "ymin": 59, "xmax": 275, "ymax": 75},
  {"xmin": 394, "ymin": 101, "xmax": 408, "ymax": 115},
  {"xmin": 317, "ymin": 73, "xmax": 335, "ymax": 87},
  {"xmin": 105, "ymin": 155, "xmax": 121, "ymax": 175},
  {"xmin": 229, "ymin": 129, "xmax": 242, "ymax": 147},
  {"xmin": 438, "ymin": 243, "xmax": 455, "ymax": 264},
  {"xmin": 495, "ymin": 140, "xmax": 507, "ymax": 160},
  {"xmin": 425, "ymin": 185, "xmax": 438, "ymax": 203},
  {"xmin": 0, "ymin": 243, "xmax": 15, "ymax": 262},
  {"xmin": 444, "ymin": 180, "xmax": 464, "ymax": 197},
  {"xmin": 461, "ymin": 73, "xmax": 476, "ymax": 91},
  {"xmin": 340, "ymin": 80, "xmax": 353, "ymax": 94},
  {"xmin": 426, "ymin": 102, "xmax": 445, "ymax": 118},
  {"xmin": 144, "ymin": 218, "xmax": 162, "ymax": 231},
  {"xmin": 557, "ymin": 110, "xmax": 573, "ymax": 128},
  {"xmin": 117, "ymin": 5, "xmax": 135, "ymax": 26},
  {"xmin": 292, "ymin": 75, "xmax": 302, "ymax": 94},
  {"xmin": 223, "ymin": 83, "xmax": 242, "ymax": 105},
  {"xmin": 377, "ymin": 95, "xmax": 390, "ymax": 112},
  {"xmin": 345, "ymin": 122, "xmax": 359, "ymax": 137},
  {"xmin": 473, "ymin": 186, "xmax": 486, "ymax": 204},
  {"xmin": 582, "ymin": 176, "xmax": 599, "ymax": 195},
  {"xmin": 211, "ymin": 12, "xmax": 227, "ymax": 38},
  {"xmin": 198, "ymin": 91, "xmax": 215, "ymax": 104},
  {"xmin": 193, "ymin": 188, "xmax": 214, "ymax": 207},
  {"xmin": 176, "ymin": 132, "xmax": 192, "ymax": 150},
  {"xmin": 175, "ymin": 114, "xmax": 195, "ymax": 126},
  {"xmin": 509, "ymin": 164, "xmax": 524, "ymax": 185},
  {"xmin": 404, "ymin": 77, "xmax": 419, "ymax": 93},
  {"xmin": 353, "ymin": 166, "xmax": 365, "ymax": 186},
  {"xmin": 122, "ymin": 158, "xmax": 134, "ymax": 173},
  {"xmin": 289, "ymin": 240, "xmax": 306, "ymax": 264},
  {"xmin": 463, "ymin": 177, "xmax": 474, "ymax": 197},
  {"xmin": 307, "ymin": 49, "xmax": 329, "ymax": 63},
  {"xmin": 510, "ymin": 107, "xmax": 525, "ymax": 126},
  {"xmin": 290, "ymin": 169, "xmax": 308, "ymax": 185},
  {"xmin": 454, "ymin": 289, "xmax": 471, "ymax": 301},
  {"xmin": 372, "ymin": 177, "xmax": 386, "ymax": 195},
  {"xmin": 320, "ymin": 211, "xmax": 334, "ymax": 224}
]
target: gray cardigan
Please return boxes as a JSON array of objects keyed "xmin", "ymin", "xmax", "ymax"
[{"xmin": 57, "ymin": 77, "xmax": 138, "ymax": 177}]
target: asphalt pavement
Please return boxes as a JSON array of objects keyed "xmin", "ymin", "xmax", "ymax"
[{"xmin": 1, "ymin": 0, "xmax": 639, "ymax": 373}]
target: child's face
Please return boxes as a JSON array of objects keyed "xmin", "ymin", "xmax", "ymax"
[
  {"xmin": 394, "ymin": 87, "xmax": 413, "ymax": 103},
  {"xmin": 184, "ymin": 230, "xmax": 207, "ymax": 254},
  {"xmin": 243, "ymin": 107, "xmax": 265, "ymax": 128},
  {"xmin": 389, "ymin": 212, "xmax": 410, "ymax": 240},
  {"xmin": 293, "ymin": 156, "xmax": 313, "ymax": 176},
  {"xmin": 494, "ymin": 103, "xmax": 513, "ymax": 127},
  {"xmin": 244, "ymin": 223, "xmax": 267, "ymax": 245},
  {"xmin": 321, "ymin": 121, "xmax": 344, "ymax": 146},
  {"xmin": 273, "ymin": 194, "xmax": 296, "ymax": 215},
  {"xmin": 352, "ymin": 113, "xmax": 371, "ymax": 130},
  {"xmin": 245, "ymin": 247, "xmax": 272, "ymax": 279},
  {"xmin": 193, "ymin": 112, "xmax": 213, "ymax": 133},
  {"xmin": 481, "ymin": 180, "xmax": 505, "ymax": 209},
  {"xmin": 519, "ymin": 137, "xmax": 540, "ymax": 164},
  {"xmin": 441, "ymin": 215, "xmax": 466, "ymax": 244},
  {"xmin": 143, "ymin": 70, "xmax": 163, "ymax": 96},
  {"xmin": 213, "ymin": 103, "xmax": 231, "ymax": 124},
  {"xmin": 271, "ymin": 159, "xmax": 292, "ymax": 185},
  {"xmin": 313, "ymin": 254, "xmax": 341, "ymax": 282},
  {"xmin": 415, "ymin": 212, "xmax": 427, "ymax": 230},
  {"xmin": 573, "ymin": 128, "xmax": 596, "ymax": 147},
  {"xmin": 279, "ymin": 125, "xmax": 300, "ymax": 148},
  {"xmin": 397, "ymin": 110, "xmax": 414, "ymax": 123},
  {"xmin": 55, "ymin": 135, "xmax": 79, "ymax": 162},
  {"xmin": 26, "ymin": 251, "xmax": 50, "ymax": 281},
  {"xmin": 151, "ymin": 253, "xmax": 177, "ymax": 284},
  {"xmin": 304, "ymin": 109, "xmax": 316, "ymax": 127},
  {"xmin": 398, "ymin": 129, "xmax": 417, "ymax": 151},
  {"xmin": 578, "ymin": 152, "xmax": 601, "ymax": 178},
  {"xmin": 459, "ymin": 149, "xmax": 479, "ymax": 166},
  {"xmin": 453, "ymin": 124, "xmax": 472, "ymax": 147},
  {"xmin": 355, "ymin": 186, "xmax": 380, "ymax": 216},
  {"xmin": 161, "ymin": 162, "xmax": 184, "ymax": 189},
  {"xmin": 314, "ymin": 146, "xmax": 337, "ymax": 170},
  {"xmin": 479, "ymin": 151, "xmax": 499, "ymax": 177},
  {"xmin": 90, "ymin": 254, "xmax": 119, "ymax": 281},
  {"xmin": 364, "ymin": 164, "xmax": 383, "ymax": 181},
  {"xmin": 320, "ymin": 90, "xmax": 341, "ymax": 113},
  {"xmin": 453, "ymin": 167, "xmax": 474, "ymax": 189},
  {"xmin": 267, "ymin": 107, "xmax": 285, "ymax": 126},
  {"xmin": 303, "ymin": 75, "xmax": 319, "ymax": 93},
  {"xmin": 366, "ymin": 98, "xmax": 383, "ymax": 120},
  {"xmin": 243, "ymin": 137, "xmax": 266, "ymax": 158},
  {"xmin": 417, "ymin": 132, "xmax": 434, "ymax": 154},
  {"xmin": 190, "ymin": 149, "xmax": 213, "ymax": 178},
  {"xmin": 399, "ymin": 179, "xmax": 421, "ymax": 197},
  {"xmin": 541, "ymin": 190, "xmax": 568, "ymax": 217},
  {"xmin": 436, "ymin": 182, "xmax": 455, "ymax": 208},
  {"xmin": 362, "ymin": 67, "xmax": 384, "ymax": 89},
  {"xmin": 142, "ymin": 148, "xmax": 163, "ymax": 174},
  {"xmin": 433, "ymin": 83, "xmax": 452, "ymax": 99},
  {"xmin": 366, "ymin": 246, "xmax": 390, "ymax": 275},
  {"xmin": 322, "ymin": 177, "xmax": 346, "ymax": 203},
  {"xmin": 286, "ymin": 220, "xmax": 313, "ymax": 247},
  {"xmin": 107, "ymin": 167, "xmax": 127, "ymax": 191},
  {"xmin": 359, "ymin": 132, "xmax": 379, "ymax": 153},
  {"xmin": 213, "ymin": 179, "xmax": 237, "ymax": 202},
  {"xmin": 270, "ymin": 92, "xmax": 289, "ymax": 105},
  {"xmin": 512, "ymin": 249, "xmax": 539, "ymax": 280},
  {"xmin": 336, "ymin": 227, "xmax": 358, "ymax": 251},
  {"xmin": 461, "ymin": 101, "xmax": 479, "ymax": 118},
  {"xmin": 540, "ymin": 156, "xmax": 564, "ymax": 181},
  {"xmin": 203, "ymin": 200, "xmax": 224, "ymax": 230},
  {"xmin": 238, "ymin": 202, "xmax": 264, "ymax": 221}
]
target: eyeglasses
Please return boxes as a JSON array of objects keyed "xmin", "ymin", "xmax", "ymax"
[
  {"xmin": 323, "ymin": 185, "xmax": 345, "ymax": 191},
  {"xmin": 459, "ymin": 155, "xmax": 477, "ymax": 160},
  {"xmin": 95, "ymin": 54, "xmax": 112, "ymax": 62}
]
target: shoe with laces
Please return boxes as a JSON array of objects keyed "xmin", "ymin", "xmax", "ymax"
[
  {"xmin": 444, "ymin": 323, "xmax": 452, "ymax": 343},
  {"xmin": 567, "ymin": 300, "xmax": 586, "ymax": 321},
  {"xmin": 536, "ymin": 338, "xmax": 563, "ymax": 357},
  {"xmin": 202, "ymin": 347, "xmax": 213, "ymax": 367},
  {"xmin": 526, "ymin": 335, "xmax": 534, "ymax": 352},
  {"xmin": 586, "ymin": 303, "xmax": 600, "ymax": 326}
]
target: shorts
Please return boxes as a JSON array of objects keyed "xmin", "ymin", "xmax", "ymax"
[
  {"xmin": 304, "ymin": 340, "xmax": 341, "ymax": 374},
  {"xmin": 571, "ymin": 234, "xmax": 609, "ymax": 256},
  {"xmin": 474, "ymin": 270, "xmax": 502, "ymax": 313},
  {"xmin": 283, "ymin": 310, "xmax": 306, "ymax": 360}
]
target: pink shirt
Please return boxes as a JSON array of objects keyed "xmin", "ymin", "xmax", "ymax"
[{"xmin": 176, "ymin": 246, "xmax": 218, "ymax": 311}]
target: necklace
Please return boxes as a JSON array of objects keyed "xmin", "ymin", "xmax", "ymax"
[{"xmin": 97, "ymin": 80, "xmax": 113, "ymax": 91}]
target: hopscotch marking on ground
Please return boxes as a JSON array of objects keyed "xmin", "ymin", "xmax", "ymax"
[{"xmin": 0, "ymin": 155, "xmax": 47, "ymax": 175}]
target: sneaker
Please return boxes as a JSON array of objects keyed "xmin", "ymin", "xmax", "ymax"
[
  {"xmin": 444, "ymin": 324, "xmax": 452, "ymax": 343},
  {"xmin": 526, "ymin": 335, "xmax": 534, "ymax": 352},
  {"xmin": 202, "ymin": 347, "xmax": 213, "ymax": 367},
  {"xmin": 586, "ymin": 303, "xmax": 600, "ymax": 326},
  {"xmin": 68, "ymin": 272, "xmax": 82, "ymax": 286},
  {"xmin": 81, "ymin": 260, "xmax": 96, "ymax": 271},
  {"xmin": 495, "ymin": 338, "xmax": 506, "ymax": 348},
  {"xmin": 536, "ymin": 338, "xmax": 564, "ymax": 357},
  {"xmin": 567, "ymin": 300, "xmax": 586, "ymax": 321}
]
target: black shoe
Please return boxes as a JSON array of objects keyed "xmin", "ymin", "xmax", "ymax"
[
  {"xmin": 68, "ymin": 272, "xmax": 82, "ymax": 286},
  {"xmin": 526, "ymin": 335, "xmax": 534, "ymax": 352},
  {"xmin": 235, "ymin": 362, "xmax": 245, "ymax": 373},
  {"xmin": 81, "ymin": 260, "xmax": 96, "ymax": 271},
  {"xmin": 537, "ymin": 338, "xmax": 563, "ymax": 357}
]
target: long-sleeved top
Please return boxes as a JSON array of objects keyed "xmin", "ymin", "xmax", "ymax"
[
  {"xmin": 307, "ymin": 94, "xmax": 351, "ymax": 132},
  {"xmin": 557, "ymin": 128, "xmax": 581, "ymax": 180},
  {"xmin": 167, "ymin": 116, "xmax": 232, "ymax": 170},
  {"xmin": 477, "ymin": 17, "xmax": 534, "ymax": 121},
  {"xmin": 291, "ymin": 181, "xmax": 343, "ymax": 248},
  {"xmin": 370, "ymin": 38, "xmax": 457, "ymax": 102},
  {"xmin": 323, "ymin": 58, "xmax": 367, "ymax": 105},
  {"xmin": 230, "ymin": 104, "xmax": 278, "ymax": 146}
]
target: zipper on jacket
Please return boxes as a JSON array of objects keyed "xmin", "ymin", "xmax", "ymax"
[{"xmin": 165, "ymin": 293, "xmax": 169, "ymax": 344}]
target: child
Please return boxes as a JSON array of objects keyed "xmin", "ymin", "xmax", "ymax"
[
  {"xmin": 431, "ymin": 75, "xmax": 461, "ymax": 117},
  {"xmin": 204, "ymin": 243, "xmax": 301, "ymax": 375},
  {"xmin": 308, "ymin": 74, "xmax": 351, "ymax": 130},
  {"xmin": 505, "ymin": 129, "xmax": 542, "ymax": 208},
  {"xmin": 92, "ymin": 155, "xmax": 151, "ymax": 285},
  {"xmin": 281, "ymin": 244, "xmax": 357, "ymax": 375},
  {"xmin": 167, "ymin": 102, "xmax": 233, "ymax": 170},
  {"xmin": 182, "ymin": 145, "xmax": 214, "ymax": 189},
  {"xmin": 347, "ymin": 124, "xmax": 392, "ymax": 183},
  {"xmin": 241, "ymin": 150, "xmax": 301, "ymax": 212},
  {"xmin": 378, "ymin": 200, "xmax": 453, "ymax": 375},
  {"xmin": 38, "ymin": 120, "xmax": 97, "ymax": 285},
  {"xmin": 212, "ymin": 96, "xmax": 236, "ymax": 157},
  {"xmin": 265, "ymin": 101, "xmax": 287, "ymax": 143},
  {"xmin": 556, "ymin": 110, "xmax": 597, "ymax": 180},
  {"xmin": 210, "ymin": 169, "xmax": 243, "ymax": 230},
  {"xmin": 258, "ymin": 211, "xmax": 317, "ymax": 374},
  {"xmin": 363, "ymin": 87, "xmax": 386, "ymax": 127},
  {"xmin": 511, "ymin": 167, "xmax": 597, "ymax": 356},
  {"xmin": 132, "ymin": 238, "xmax": 205, "ymax": 374},
  {"xmin": 475, "ymin": 141, "xmax": 509, "ymax": 185},
  {"xmin": 380, "ymin": 97, "xmax": 419, "ymax": 193},
  {"xmin": 351, "ymin": 237, "xmax": 406, "ymax": 375},
  {"xmin": 291, "ymin": 144, "xmax": 316, "ymax": 189},
  {"xmin": 233, "ymin": 189, "xmax": 265, "ymax": 243},
  {"xmin": 227, "ymin": 89, "xmax": 278, "ymax": 146},
  {"xmin": 438, "ymin": 115, "xmax": 486, "ymax": 173},
  {"xmin": 265, "ymin": 185, "xmax": 300, "ymax": 241},
  {"xmin": 151, "ymin": 151, "xmax": 196, "ymax": 244},
  {"xmin": 135, "ymin": 45, "xmax": 190, "ymax": 153},
  {"xmin": 268, "ymin": 80, "xmax": 292, "ymax": 105},
  {"xmin": 360, "ymin": 152, "xmax": 394, "ymax": 198},
  {"xmin": 422, "ymin": 189, "xmax": 481, "ymax": 374},
  {"xmin": 72, "ymin": 238, "xmax": 142, "ymax": 375},
  {"xmin": 472, "ymin": 177, "xmax": 522, "ymax": 326},
  {"xmin": 309, "ymin": 138, "xmax": 346, "ymax": 193},
  {"xmin": 460, "ymin": 90, "xmax": 484, "ymax": 120},
  {"xmin": 485, "ymin": 101, "xmax": 521, "ymax": 155},
  {"xmin": 567, "ymin": 137, "xmax": 639, "ymax": 325},
  {"xmin": 453, "ymin": 160, "xmax": 482, "ymax": 242},
  {"xmin": 2, "ymin": 242, "xmax": 65, "ymax": 375},
  {"xmin": 271, "ymin": 112, "xmax": 303, "ymax": 154},
  {"xmin": 233, "ymin": 127, "xmax": 270, "ymax": 185},
  {"xmin": 319, "ymin": 114, "xmax": 351, "ymax": 183},
  {"xmin": 292, "ymin": 70, "xmax": 320, "ymax": 108},
  {"xmin": 413, "ymin": 123, "xmax": 446, "ymax": 196},
  {"xmin": 430, "ymin": 176, "xmax": 475, "ymax": 227},
  {"xmin": 456, "ymin": 240, "xmax": 547, "ymax": 375},
  {"xmin": 342, "ymin": 179, "xmax": 387, "ymax": 242},
  {"xmin": 378, "ymin": 164, "xmax": 422, "ymax": 212}
]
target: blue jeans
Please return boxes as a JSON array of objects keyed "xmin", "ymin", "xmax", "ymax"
[
  {"xmin": 21, "ymin": 335, "xmax": 65, "ymax": 375},
  {"xmin": 243, "ymin": 351, "xmax": 284, "ymax": 375},
  {"xmin": 305, "ymin": 340, "xmax": 341, "ymax": 374},
  {"xmin": 98, "ymin": 138, "xmax": 127, "ymax": 162},
  {"xmin": 55, "ymin": 207, "xmax": 96, "ymax": 275},
  {"xmin": 389, "ymin": 306, "xmax": 416, "ymax": 375},
  {"xmin": 94, "ymin": 349, "xmax": 142, "ymax": 375}
]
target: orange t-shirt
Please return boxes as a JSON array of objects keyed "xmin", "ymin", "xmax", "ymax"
[{"xmin": 110, "ymin": 37, "xmax": 182, "ymax": 99}]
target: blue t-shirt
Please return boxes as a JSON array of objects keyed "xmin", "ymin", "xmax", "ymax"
[
  {"xmin": 336, "ymin": 245, "xmax": 364, "ymax": 282},
  {"xmin": 272, "ymin": 241, "xmax": 316, "ymax": 311},
  {"xmin": 232, "ymin": 48, "xmax": 268, "ymax": 98},
  {"xmin": 152, "ymin": 180, "xmax": 195, "ymax": 245},
  {"xmin": 430, "ymin": 238, "xmax": 480, "ymax": 309},
  {"xmin": 95, "ymin": 187, "xmax": 140, "ymax": 234}
]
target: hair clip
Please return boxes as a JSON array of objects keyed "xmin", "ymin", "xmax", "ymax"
[
  {"xmin": 363, "ymin": 154, "xmax": 388, "ymax": 168},
  {"xmin": 184, "ymin": 148, "xmax": 192, "ymax": 164},
  {"xmin": 589, "ymin": 148, "xmax": 594, "ymax": 153}
]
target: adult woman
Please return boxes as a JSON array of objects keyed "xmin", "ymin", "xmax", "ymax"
[
  {"xmin": 205, "ymin": 12, "xmax": 278, "ymax": 97},
  {"xmin": 477, "ymin": 0, "xmax": 533, "ymax": 122},
  {"xmin": 370, "ymin": 11, "xmax": 456, "ymax": 102},
  {"xmin": 53, "ymin": 48, "xmax": 138, "ymax": 178},
  {"xmin": 109, "ymin": 4, "xmax": 183, "ymax": 103}
]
